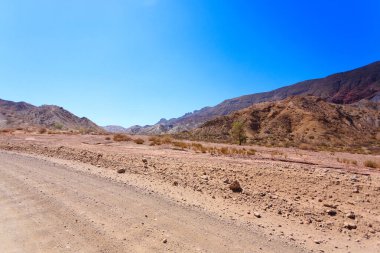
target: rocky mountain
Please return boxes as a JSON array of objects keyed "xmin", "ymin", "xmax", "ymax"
[
  {"xmin": 0, "ymin": 98, "xmax": 102, "ymax": 132},
  {"xmin": 128, "ymin": 61, "xmax": 380, "ymax": 135},
  {"xmin": 103, "ymin": 125, "xmax": 129, "ymax": 133},
  {"xmin": 181, "ymin": 96, "xmax": 379, "ymax": 151}
]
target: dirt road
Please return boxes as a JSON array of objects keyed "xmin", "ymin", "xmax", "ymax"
[{"xmin": 0, "ymin": 151, "xmax": 305, "ymax": 253}]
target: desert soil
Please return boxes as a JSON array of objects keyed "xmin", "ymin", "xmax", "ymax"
[{"xmin": 0, "ymin": 133, "xmax": 380, "ymax": 253}]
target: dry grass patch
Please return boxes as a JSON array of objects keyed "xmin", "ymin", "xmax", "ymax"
[
  {"xmin": 134, "ymin": 138, "xmax": 145, "ymax": 145},
  {"xmin": 38, "ymin": 128, "xmax": 47, "ymax": 134},
  {"xmin": 113, "ymin": 134, "xmax": 132, "ymax": 142},
  {"xmin": 172, "ymin": 141, "xmax": 189, "ymax": 150},
  {"xmin": 364, "ymin": 160, "xmax": 379, "ymax": 168}
]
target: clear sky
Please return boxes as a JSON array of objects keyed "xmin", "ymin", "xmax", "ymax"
[{"xmin": 1, "ymin": 0, "xmax": 379, "ymax": 127}]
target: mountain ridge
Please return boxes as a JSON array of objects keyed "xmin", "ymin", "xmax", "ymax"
[
  {"xmin": 180, "ymin": 95, "xmax": 380, "ymax": 151},
  {"xmin": 126, "ymin": 61, "xmax": 380, "ymax": 135},
  {"xmin": 0, "ymin": 98, "xmax": 102, "ymax": 132}
]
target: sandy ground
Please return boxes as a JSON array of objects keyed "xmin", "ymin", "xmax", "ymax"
[{"xmin": 0, "ymin": 133, "xmax": 380, "ymax": 252}]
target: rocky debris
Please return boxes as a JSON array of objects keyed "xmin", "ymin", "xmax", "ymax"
[
  {"xmin": 346, "ymin": 212, "xmax": 356, "ymax": 219},
  {"xmin": 254, "ymin": 212, "xmax": 261, "ymax": 218},
  {"xmin": 323, "ymin": 203, "xmax": 338, "ymax": 209},
  {"xmin": 1, "ymin": 135, "xmax": 380, "ymax": 249},
  {"xmin": 162, "ymin": 238, "xmax": 168, "ymax": 244},
  {"xmin": 142, "ymin": 158, "xmax": 148, "ymax": 164},
  {"xmin": 117, "ymin": 168, "xmax": 126, "ymax": 174},
  {"xmin": 327, "ymin": 209, "xmax": 337, "ymax": 216},
  {"xmin": 229, "ymin": 180, "xmax": 243, "ymax": 193},
  {"xmin": 350, "ymin": 175, "xmax": 359, "ymax": 182},
  {"xmin": 344, "ymin": 222, "xmax": 357, "ymax": 230},
  {"xmin": 314, "ymin": 240, "xmax": 323, "ymax": 244},
  {"xmin": 201, "ymin": 175, "xmax": 209, "ymax": 181},
  {"xmin": 353, "ymin": 186, "xmax": 360, "ymax": 193}
]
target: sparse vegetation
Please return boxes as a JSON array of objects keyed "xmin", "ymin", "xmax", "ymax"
[
  {"xmin": 38, "ymin": 128, "xmax": 47, "ymax": 134},
  {"xmin": 172, "ymin": 141, "xmax": 189, "ymax": 150},
  {"xmin": 134, "ymin": 138, "xmax": 145, "ymax": 144},
  {"xmin": 53, "ymin": 123, "xmax": 64, "ymax": 130},
  {"xmin": 113, "ymin": 134, "xmax": 132, "ymax": 142},
  {"xmin": 364, "ymin": 160, "xmax": 379, "ymax": 168},
  {"xmin": 337, "ymin": 158, "xmax": 359, "ymax": 166},
  {"xmin": 230, "ymin": 121, "xmax": 247, "ymax": 145}
]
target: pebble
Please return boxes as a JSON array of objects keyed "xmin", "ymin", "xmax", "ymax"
[
  {"xmin": 254, "ymin": 212, "xmax": 262, "ymax": 218},
  {"xmin": 346, "ymin": 212, "xmax": 355, "ymax": 219},
  {"xmin": 117, "ymin": 168, "xmax": 126, "ymax": 174},
  {"xmin": 327, "ymin": 209, "xmax": 337, "ymax": 216}
]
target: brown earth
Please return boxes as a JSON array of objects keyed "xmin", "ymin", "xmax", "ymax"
[
  {"xmin": 185, "ymin": 96, "xmax": 380, "ymax": 153},
  {"xmin": 0, "ymin": 132, "xmax": 379, "ymax": 252}
]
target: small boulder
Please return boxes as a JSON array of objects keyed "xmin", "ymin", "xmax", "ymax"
[
  {"xmin": 117, "ymin": 168, "xmax": 126, "ymax": 174},
  {"xmin": 162, "ymin": 238, "xmax": 168, "ymax": 244},
  {"xmin": 201, "ymin": 175, "xmax": 209, "ymax": 181},
  {"xmin": 327, "ymin": 209, "xmax": 337, "ymax": 216},
  {"xmin": 346, "ymin": 212, "xmax": 356, "ymax": 219},
  {"xmin": 229, "ymin": 180, "xmax": 243, "ymax": 193},
  {"xmin": 173, "ymin": 181, "xmax": 178, "ymax": 186},
  {"xmin": 323, "ymin": 203, "xmax": 338, "ymax": 209},
  {"xmin": 343, "ymin": 222, "xmax": 357, "ymax": 230},
  {"xmin": 254, "ymin": 212, "xmax": 261, "ymax": 218}
]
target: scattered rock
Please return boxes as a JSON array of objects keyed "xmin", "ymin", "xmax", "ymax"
[
  {"xmin": 142, "ymin": 158, "xmax": 148, "ymax": 163},
  {"xmin": 162, "ymin": 238, "xmax": 168, "ymax": 244},
  {"xmin": 201, "ymin": 175, "xmax": 209, "ymax": 181},
  {"xmin": 350, "ymin": 175, "xmax": 359, "ymax": 182},
  {"xmin": 346, "ymin": 212, "xmax": 356, "ymax": 219},
  {"xmin": 323, "ymin": 203, "xmax": 338, "ymax": 209},
  {"xmin": 173, "ymin": 181, "xmax": 178, "ymax": 186},
  {"xmin": 223, "ymin": 178, "xmax": 230, "ymax": 184},
  {"xmin": 229, "ymin": 180, "xmax": 243, "ymax": 193},
  {"xmin": 327, "ymin": 209, "xmax": 337, "ymax": 216},
  {"xmin": 353, "ymin": 186, "xmax": 360, "ymax": 193},
  {"xmin": 343, "ymin": 222, "xmax": 357, "ymax": 230},
  {"xmin": 254, "ymin": 212, "xmax": 261, "ymax": 218},
  {"xmin": 314, "ymin": 240, "xmax": 323, "ymax": 244},
  {"xmin": 117, "ymin": 168, "xmax": 126, "ymax": 174}
]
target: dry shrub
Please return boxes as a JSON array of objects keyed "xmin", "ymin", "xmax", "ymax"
[
  {"xmin": 149, "ymin": 136, "xmax": 162, "ymax": 146},
  {"xmin": 38, "ymin": 128, "xmax": 47, "ymax": 134},
  {"xmin": 134, "ymin": 138, "xmax": 145, "ymax": 144},
  {"xmin": 364, "ymin": 160, "xmax": 379, "ymax": 168},
  {"xmin": 219, "ymin": 147, "xmax": 229, "ymax": 155},
  {"xmin": 247, "ymin": 148, "xmax": 256, "ymax": 155},
  {"xmin": 191, "ymin": 143, "xmax": 204, "ymax": 151},
  {"xmin": 337, "ymin": 158, "xmax": 358, "ymax": 166},
  {"xmin": 299, "ymin": 143, "xmax": 314, "ymax": 151},
  {"xmin": 113, "ymin": 134, "xmax": 132, "ymax": 142},
  {"xmin": 172, "ymin": 141, "xmax": 189, "ymax": 149},
  {"xmin": 161, "ymin": 136, "xmax": 173, "ymax": 144}
]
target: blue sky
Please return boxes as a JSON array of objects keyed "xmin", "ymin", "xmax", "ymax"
[{"xmin": 1, "ymin": 0, "xmax": 379, "ymax": 127}]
